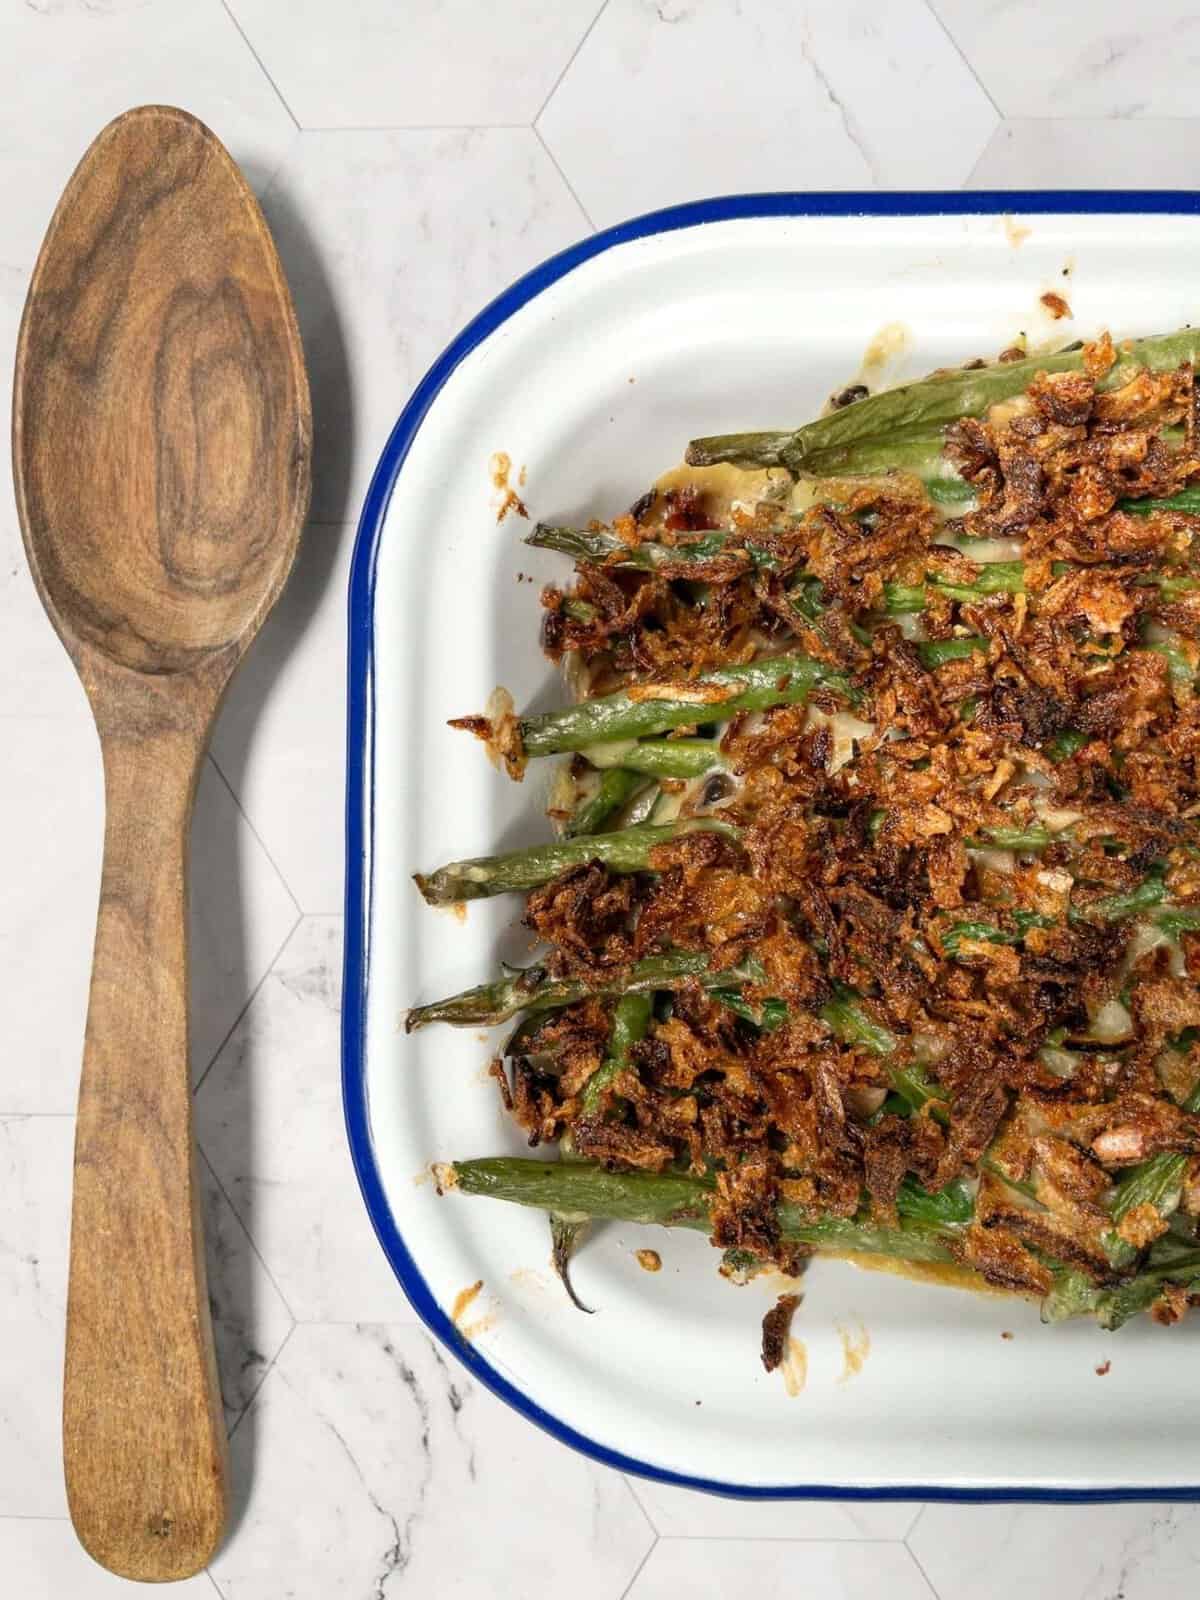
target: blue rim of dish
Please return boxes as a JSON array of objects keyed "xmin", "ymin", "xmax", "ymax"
[{"xmin": 344, "ymin": 189, "xmax": 1200, "ymax": 1503}]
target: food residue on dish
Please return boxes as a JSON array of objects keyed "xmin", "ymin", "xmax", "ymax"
[
  {"xmin": 451, "ymin": 1278, "xmax": 495, "ymax": 1340},
  {"xmin": 636, "ymin": 1248, "xmax": 662, "ymax": 1272},
  {"xmin": 760, "ymin": 1292, "xmax": 802, "ymax": 1373},
  {"xmin": 1003, "ymin": 214, "xmax": 1031, "ymax": 248},
  {"xmin": 449, "ymin": 685, "xmax": 521, "ymax": 774},
  {"xmin": 1095, "ymin": 1359, "xmax": 1112, "ymax": 1377},
  {"xmin": 452, "ymin": 1279, "xmax": 483, "ymax": 1322},
  {"xmin": 780, "ymin": 1339, "xmax": 807, "ymax": 1397},
  {"xmin": 508, "ymin": 1266, "xmax": 548, "ymax": 1292},
  {"xmin": 431, "ymin": 1162, "xmax": 457, "ymax": 1195},
  {"xmin": 1001, "ymin": 1330, "xmax": 1014, "ymax": 1341},
  {"xmin": 861, "ymin": 320, "xmax": 910, "ymax": 375},
  {"xmin": 1040, "ymin": 291, "xmax": 1072, "ymax": 321},
  {"xmin": 837, "ymin": 1320, "xmax": 871, "ymax": 1383},
  {"xmin": 490, "ymin": 451, "xmax": 528, "ymax": 522}
]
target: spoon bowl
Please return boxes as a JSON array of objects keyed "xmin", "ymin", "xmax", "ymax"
[
  {"xmin": 12, "ymin": 105, "xmax": 310, "ymax": 1580},
  {"xmin": 17, "ymin": 107, "xmax": 307, "ymax": 675}
]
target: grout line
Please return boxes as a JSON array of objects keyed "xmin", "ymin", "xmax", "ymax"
[
  {"xmin": 197, "ymin": 1141, "xmax": 299, "ymax": 1326},
  {"xmin": 191, "ymin": 906, "xmax": 302, "ymax": 1097},
  {"xmin": 621, "ymin": 1473, "xmax": 661, "ymax": 1540},
  {"xmin": 904, "ymin": 1531, "xmax": 944, "ymax": 1599},
  {"xmin": 904, "ymin": 1503, "xmax": 929, "ymax": 1543},
  {"xmin": 228, "ymin": 1321, "xmax": 298, "ymax": 1442},
  {"xmin": 617, "ymin": 1530, "xmax": 659, "ymax": 1600},
  {"xmin": 533, "ymin": 0, "xmax": 611, "ymax": 126},
  {"xmin": 532, "ymin": 125, "xmax": 597, "ymax": 234},
  {"xmin": 298, "ymin": 122, "xmax": 532, "ymax": 133},
  {"xmin": 219, "ymin": 0, "xmax": 302, "ymax": 132},
  {"xmin": 633, "ymin": 1533, "xmax": 937, "ymax": 1544},
  {"xmin": 962, "ymin": 123, "xmax": 1004, "ymax": 188},
  {"xmin": 0, "ymin": 1110, "xmax": 74, "ymax": 1119},
  {"xmin": 922, "ymin": 0, "xmax": 1002, "ymax": 120},
  {"xmin": 0, "ymin": 1514, "xmax": 72, "ymax": 1522},
  {"xmin": 207, "ymin": 754, "xmax": 304, "ymax": 921}
]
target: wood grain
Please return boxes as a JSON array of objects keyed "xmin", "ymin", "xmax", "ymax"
[{"xmin": 11, "ymin": 105, "xmax": 311, "ymax": 1581}]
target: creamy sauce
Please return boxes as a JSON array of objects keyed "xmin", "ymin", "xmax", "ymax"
[
  {"xmin": 834, "ymin": 1249, "xmax": 1020, "ymax": 1298},
  {"xmin": 780, "ymin": 1337, "xmax": 808, "ymax": 1397},
  {"xmin": 1003, "ymin": 215, "xmax": 1032, "ymax": 249},
  {"xmin": 852, "ymin": 321, "xmax": 912, "ymax": 394},
  {"xmin": 650, "ymin": 462, "xmax": 790, "ymax": 522},
  {"xmin": 836, "ymin": 1320, "xmax": 871, "ymax": 1383}
]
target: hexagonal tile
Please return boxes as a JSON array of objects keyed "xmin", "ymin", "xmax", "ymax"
[
  {"xmin": 209, "ymin": 1321, "xmax": 654, "ymax": 1599},
  {"xmin": 191, "ymin": 760, "xmax": 301, "ymax": 1084},
  {"xmin": 0, "ymin": 1115, "xmax": 73, "ymax": 1518},
  {"xmin": 0, "ymin": 277, "xmax": 86, "ymax": 723},
  {"xmin": 0, "ymin": 1119, "xmax": 293, "ymax": 1520},
  {"xmin": 626, "ymin": 1474, "xmax": 919, "ymax": 1540},
  {"xmin": 931, "ymin": 1, "xmax": 1200, "ymax": 117},
  {"xmin": 198, "ymin": 1152, "xmax": 294, "ymax": 1425},
  {"xmin": 539, "ymin": 0, "xmax": 998, "ymax": 230},
  {"xmin": 0, "ymin": 0, "xmax": 293, "ymax": 269},
  {"xmin": 908, "ymin": 1502, "xmax": 1200, "ymax": 1600},
  {"xmin": 1, "ymin": 724, "xmax": 296, "ymax": 1115},
  {"xmin": 969, "ymin": 118, "xmax": 1200, "ymax": 190},
  {"xmin": 1, "ymin": 717, "xmax": 101, "ymax": 1115},
  {"xmin": 626, "ymin": 1536, "xmax": 933, "ymax": 1600},
  {"xmin": 257, "ymin": 126, "xmax": 589, "ymax": 527},
  {"xmin": 209, "ymin": 522, "xmax": 351, "ymax": 917},
  {"xmin": 226, "ymin": 0, "xmax": 603, "ymax": 128},
  {"xmin": 195, "ymin": 916, "xmax": 414, "ymax": 1322},
  {"xmin": 0, "ymin": 1518, "xmax": 216, "ymax": 1598},
  {"xmin": 0, "ymin": 0, "xmax": 297, "ymax": 533}
]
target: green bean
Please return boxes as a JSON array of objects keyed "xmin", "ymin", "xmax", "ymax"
[
  {"xmin": 516, "ymin": 653, "xmax": 855, "ymax": 758},
  {"xmin": 581, "ymin": 992, "xmax": 654, "ymax": 1114},
  {"xmin": 917, "ymin": 636, "xmax": 988, "ymax": 668},
  {"xmin": 584, "ymin": 738, "xmax": 726, "ymax": 780},
  {"xmin": 406, "ymin": 949, "xmax": 767, "ymax": 1031},
  {"xmin": 686, "ymin": 329, "xmax": 1200, "ymax": 475},
  {"xmin": 563, "ymin": 768, "xmax": 643, "ymax": 838},
  {"xmin": 414, "ymin": 819, "xmax": 735, "ymax": 905},
  {"xmin": 450, "ymin": 1158, "xmax": 963, "ymax": 1264}
]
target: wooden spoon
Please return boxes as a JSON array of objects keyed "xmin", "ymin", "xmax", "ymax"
[{"xmin": 12, "ymin": 106, "xmax": 311, "ymax": 1581}]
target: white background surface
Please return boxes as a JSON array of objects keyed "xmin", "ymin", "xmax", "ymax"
[{"xmin": 5, "ymin": 2, "xmax": 1200, "ymax": 1595}]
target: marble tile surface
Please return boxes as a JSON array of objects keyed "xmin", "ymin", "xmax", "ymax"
[
  {"xmin": 625, "ymin": 1537, "xmax": 936, "ymax": 1600},
  {"xmin": 6, "ymin": 2, "xmax": 1200, "ymax": 1596},
  {"xmin": 196, "ymin": 918, "xmax": 416, "ymax": 1323},
  {"xmin": 208, "ymin": 1322, "xmax": 654, "ymax": 1600},
  {"xmin": 969, "ymin": 117, "xmax": 1200, "ymax": 190},
  {"xmin": 0, "ymin": 1519, "xmax": 217, "ymax": 1599},
  {"xmin": 627, "ymin": 1478, "xmax": 921, "ymax": 1541},
  {"xmin": 538, "ymin": 0, "xmax": 998, "ymax": 228},
  {"xmin": 931, "ymin": 1, "xmax": 1200, "ymax": 118},
  {"xmin": 0, "ymin": 1116, "xmax": 73, "ymax": 1519},
  {"xmin": 909, "ymin": 1502, "xmax": 1200, "ymax": 1600},
  {"xmin": 257, "ymin": 127, "xmax": 589, "ymax": 526},
  {"xmin": 227, "ymin": 0, "xmax": 604, "ymax": 128},
  {"xmin": 1, "ymin": 736, "xmax": 297, "ymax": 1116}
]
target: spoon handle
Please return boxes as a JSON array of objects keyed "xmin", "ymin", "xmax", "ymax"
[{"xmin": 64, "ymin": 711, "xmax": 227, "ymax": 1581}]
